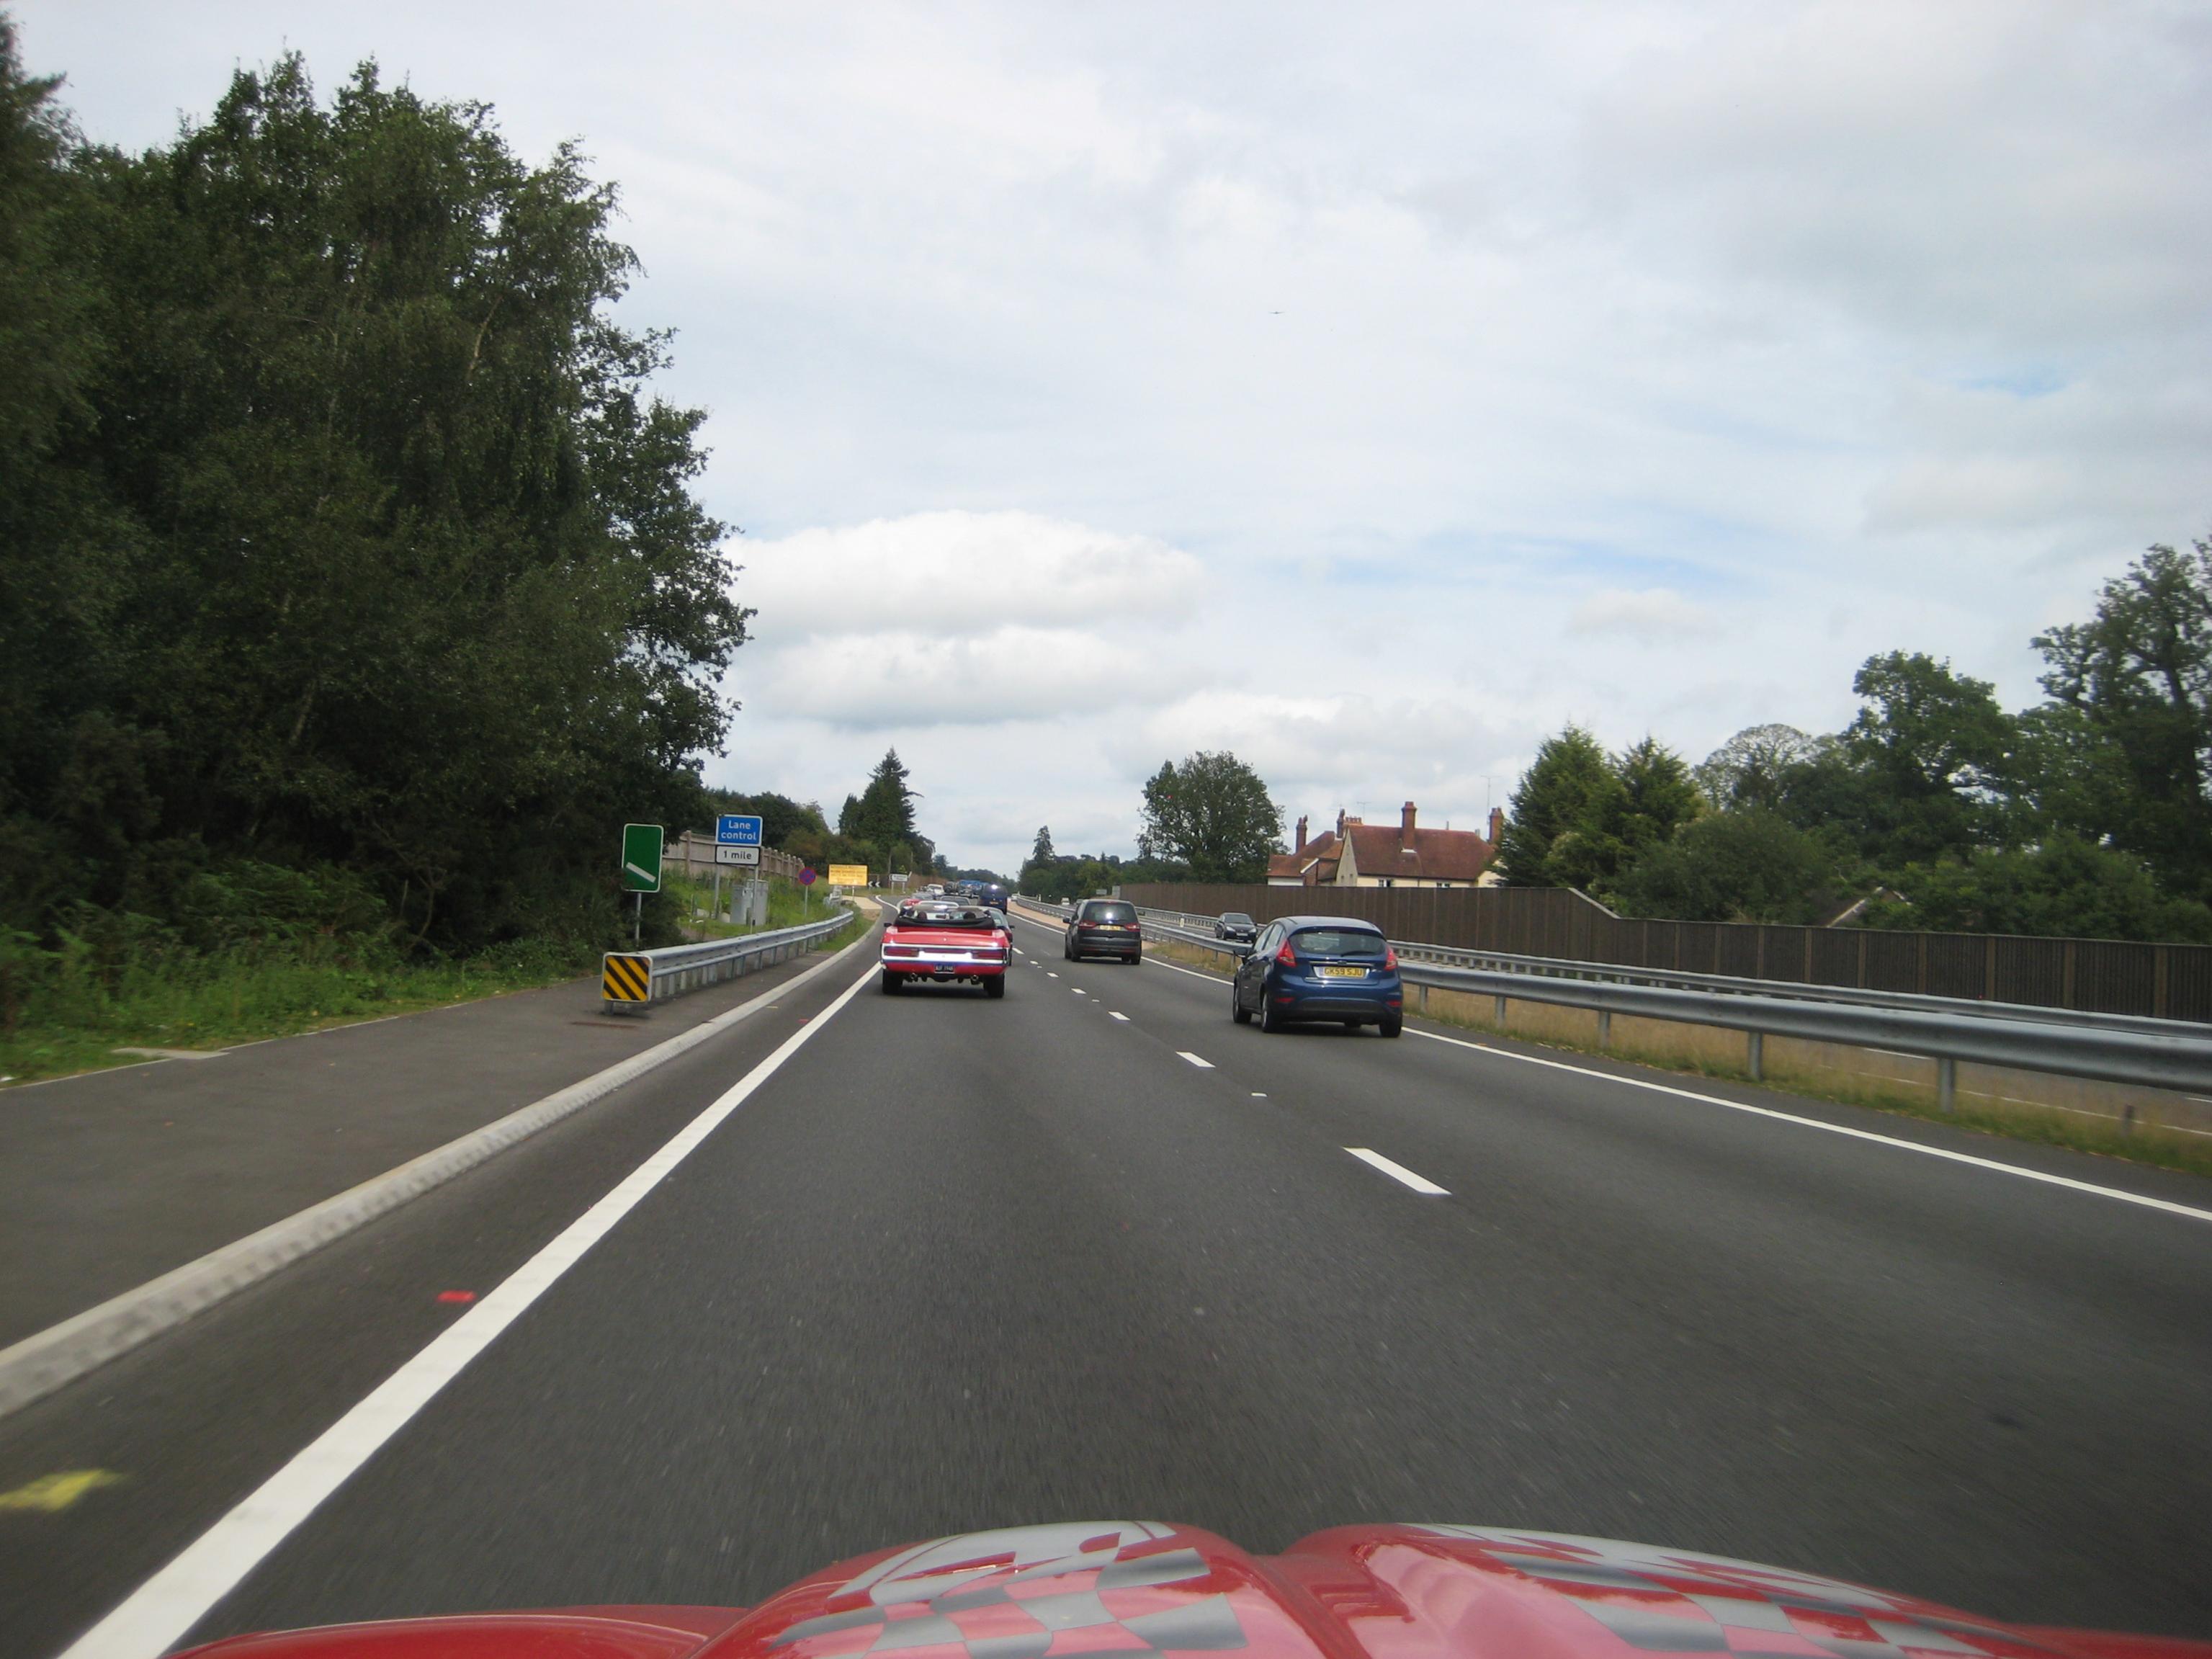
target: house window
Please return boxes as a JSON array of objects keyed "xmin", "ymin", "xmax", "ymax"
[{"xmin": 1376, "ymin": 877, "xmax": 1394, "ymax": 888}]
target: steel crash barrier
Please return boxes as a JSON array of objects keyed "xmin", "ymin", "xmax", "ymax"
[
  {"xmin": 601, "ymin": 905, "xmax": 854, "ymax": 1009},
  {"xmin": 1015, "ymin": 896, "xmax": 2212, "ymax": 1104}
]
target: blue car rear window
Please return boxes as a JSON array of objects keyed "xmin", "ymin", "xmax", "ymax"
[{"xmin": 1290, "ymin": 928, "xmax": 1386, "ymax": 957}]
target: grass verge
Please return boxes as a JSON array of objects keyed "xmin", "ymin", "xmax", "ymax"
[{"xmin": 0, "ymin": 937, "xmax": 589, "ymax": 1090}]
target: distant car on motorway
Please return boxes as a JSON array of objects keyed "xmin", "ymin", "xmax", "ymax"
[
  {"xmin": 1214, "ymin": 911, "xmax": 1256, "ymax": 942},
  {"xmin": 881, "ymin": 901, "xmax": 1009, "ymax": 997},
  {"xmin": 1232, "ymin": 914, "xmax": 1401, "ymax": 1035},
  {"xmin": 1065, "ymin": 898, "xmax": 1142, "ymax": 962}
]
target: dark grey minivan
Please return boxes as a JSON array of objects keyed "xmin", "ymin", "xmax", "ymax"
[{"xmin": 1065, "ymin": 898, "xmax": 1142, "ymax": 962}]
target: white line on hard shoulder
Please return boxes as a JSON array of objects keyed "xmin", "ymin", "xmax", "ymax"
[
  {"xmin": 1406, "ymin": 1027, "xmax": 2212, "ymax": 1227},
  {"xmin": 1345, "ymin": 1147, "xmax": 1450, "ymax": 1196},
  {"xmin": 1177, "ymin": 1051, "xmax": 1214, "ymax": 1069},
  {"xmin": 58, "ymin": 957, "xmax": 887, "ymax": 1659},
  {"xmin": 1109, "ymin": 1012, "xmax": 1129, "ymax": 1022}
]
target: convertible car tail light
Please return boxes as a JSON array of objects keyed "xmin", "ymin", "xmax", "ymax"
[{"xmin": 884, "ymin": 945, "xmax": 922, "ymax": 959}]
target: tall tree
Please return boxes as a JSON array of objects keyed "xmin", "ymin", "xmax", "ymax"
[
  {"xmin": 1138, "ymin": 752, "xmax": 1281, "ymax": 882},
  {"xmin": 2031, "ymin": 539, "xmax": 2212, "ymax": 900},
  {"xmin": 1495, "ymin": 726, "xmax": 1616, "ymax": 886},
  {"xmin": 0, "ymin": 48, "xmax": 748, "ymax": 947},
  {"xmin": 1030, "ymin": 826, "xmax": 1054, "ymax": 864},
  {"xmin": 1694, "ymin": 725, "xmax": 1823, "ymax": 813},
  {"xmin": 843, "ymin": 749, "xmax": 918, "ymax": 849},
  {"xmin": 1831, "ymin": 651, "xmax": 2019, "ymax": 865}
]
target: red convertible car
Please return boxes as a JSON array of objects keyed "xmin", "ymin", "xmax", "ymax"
[
  {"xmin": 880, "ymin": 901, "xmax": 1010, "ymax": 998},
  {"xmin": 173, "ymin": 1521, "xmax": 2208, "ymax": 1659}
]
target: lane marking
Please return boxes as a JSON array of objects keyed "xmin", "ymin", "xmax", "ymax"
[
  {"xmin": 1047, "ymin": 972, "xmax": 1059, "ymax": 979},
  {"xmin": 0, "ymin": 1470, "xmax": 124, "ymax": 1513},
  {"xmin": 1250, "ymin": 1092, "xmax": 1267, "ymax": 1099},
  {"xmin": 1073, "ymin": 988, "xmax": 1086, "ymax": 996},
  {"xmin": 1148, "ymin": 957, "xmax": 1226, "ymax": 986},
  {"xmin": 58, "ymin": 958, "xmax": 885, "ymax": 1659},
  {"xmin": 1345, "ymin": 1147, "xmax": 1450, "ymax": 1195},
  {"xmin": 1407, "ymin": 1027, "xmax": 2212, "ymax": 1227},
  {"xmin": 1176, "ymin": 1052, "xmax": 1214, "ymax": 1069},
  {"xmin": 1109, "ymin": 1012, "xmax": 1129, "ymax": 1022}
]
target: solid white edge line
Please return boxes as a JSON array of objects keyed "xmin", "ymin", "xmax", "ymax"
[
  {"xmin": 1345, "ymin": 1147, "xmax": 1450, "ymax": 1195},
  {"xmin": 1176, "ymin": 1051, "xmax": 1214, "ymax": 1069},
  {"xmin": 1406, "ymin": 1027, "xmax": 2212, "ymax": 1226},
  {"xmin": 58, "ymin": 955, "xmax": 886, "ymax": 1659}
]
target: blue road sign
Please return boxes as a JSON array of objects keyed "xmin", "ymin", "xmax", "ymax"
[{"xmin": 716, "ymin": 814, "xmax": 764, "ymax": 846}]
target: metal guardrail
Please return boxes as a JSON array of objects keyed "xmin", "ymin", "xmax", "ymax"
[
  {"xmin": 601, "ymin": 903, "xmax": 855, "ymax": 1008},
  {"xmin": 1117, "ymin": 903, "xmax": 2194, "ymax": 1038},
  {"xmin": 1029, "ymin": 899, "xmax": 2212, "ymax": 1103}
]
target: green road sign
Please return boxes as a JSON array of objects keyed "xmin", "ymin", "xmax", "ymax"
[{"xmin": 621, "ymin": 823, "xmax": 664, "ymax": 892}]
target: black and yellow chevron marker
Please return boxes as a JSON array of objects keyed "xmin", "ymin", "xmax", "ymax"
[{"xmin": 601, "ymin": 952, "xmax": 653, "ymax": 1003}]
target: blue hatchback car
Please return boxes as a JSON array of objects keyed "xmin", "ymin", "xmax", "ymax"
[{"xmin": 1230, "ymin": 915, "xmax": 1402, "ymax": 1037}]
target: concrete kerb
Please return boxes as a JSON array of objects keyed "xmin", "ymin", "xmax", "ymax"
[{"xmin": 0, "ymin": 923, "xmax": 876, "ymax": 1421}]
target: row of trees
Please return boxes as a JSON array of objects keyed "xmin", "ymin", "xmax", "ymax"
[
  {"xmin": 1500, "ymin": 538, "xmax": 2212, "ymax": 942},
  {"xmin": 711, "ymin": 749, "xmax": 959, "ymax": 883},
  {"xmin": 1018, "ymin": 751, "xmax": 1286, "ymax": 898},
  {"xmin": 0, "ymin": 28, "xmax": 746, "ymax": 957}
]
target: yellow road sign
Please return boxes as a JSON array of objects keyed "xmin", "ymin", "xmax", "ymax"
[
  {"xmin": 827, "ymin": 864, "xmax": 869, "ymax": 887},
  {"xmin": 601, "ymin": 952, "xmax": 652, "ymax": 1002}
]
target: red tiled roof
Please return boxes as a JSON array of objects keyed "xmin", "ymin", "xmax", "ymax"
[
  {"xmin": 1343, "ymin": 822, "xmax": 1495, "ymax": 884},
  {"xmin": 1270, "ymin": 829, "xmax": 1343, "ymax": 882}
]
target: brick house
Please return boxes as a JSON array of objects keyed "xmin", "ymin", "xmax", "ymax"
[{"xmin": 1268, "ymin": 802, "xmax": 1504, "ymax": 889}]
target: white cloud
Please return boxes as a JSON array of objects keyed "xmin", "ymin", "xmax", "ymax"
[
  {"xmin": 738, "ymin": 511, "xmax": 1206, "ymax": 638},
  {"xmin": 748, "ymin": 623, "xmax": 1186, "ymax": 729},
  {"xmin": 23, "ymin": 0, "xmax": 2211, "ymax": 871},
  {"xmin": 1567, "ymin": 588, "xmax": 1722, "ymax": 639}
]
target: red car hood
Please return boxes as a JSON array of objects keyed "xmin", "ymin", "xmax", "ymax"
[{"xmin": 176, "ymin": 1523, "xmax": 2212, "ymax": 1659}]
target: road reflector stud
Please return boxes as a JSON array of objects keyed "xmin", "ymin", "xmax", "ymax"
[{"xmin": 602, "ymin": 952, "xmax": 653, "ymax": 1003}]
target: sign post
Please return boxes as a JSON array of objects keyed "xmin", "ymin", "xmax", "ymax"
[
  {"xmin": 622, "ymin": 823, "xmax": 663, "ymax": 942},
  {"xmin": 798, "ymin": 864, "xmax": 816, "ymax": 916}
]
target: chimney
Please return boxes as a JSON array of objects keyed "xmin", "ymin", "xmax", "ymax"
[
  {"xmin": 1400, "ymin": 801, "xmax": 1417, "ymax": 843},
  {"xmin": 1295, "ymin": 815, "xmax": 1308, "ymax": 853},
  {"xmin": 1488, "ymin": 805, "xmax": 1505, "ymax": 846}
]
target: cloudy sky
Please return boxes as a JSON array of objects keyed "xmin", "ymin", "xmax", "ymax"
[{"xmin": 21, "ymin": 1, "xmax": 2212, "ymax": 871}]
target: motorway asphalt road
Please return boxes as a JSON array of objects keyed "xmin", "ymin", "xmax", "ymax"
[
  {"xmin": 0, "ymin": 949, "xmax": 851, "ymax": 1349},
  {"xmin": 4, "ymin": 910, "xmax": 2210, "ymax": 1657}
]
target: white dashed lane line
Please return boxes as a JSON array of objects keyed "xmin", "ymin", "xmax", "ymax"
[
  {"xmin": 1345, "ymin": 1148, "xmax": 1450, "ymax": 1196},
  {"xmin": 1073, "ymin": 988, "xmax": 1086, "ymax": 996},
  {"xmin": 1109, "ymin": 1013, "xmax": 1129, "ymax": 1023},
  {"xmin": 1176, "ymin": 1052, "xmax": 1214, "ymax": 1069},
  {"xmin": 1047, "ymin": 972, "xmax": 1059, "ymax": 979}
]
